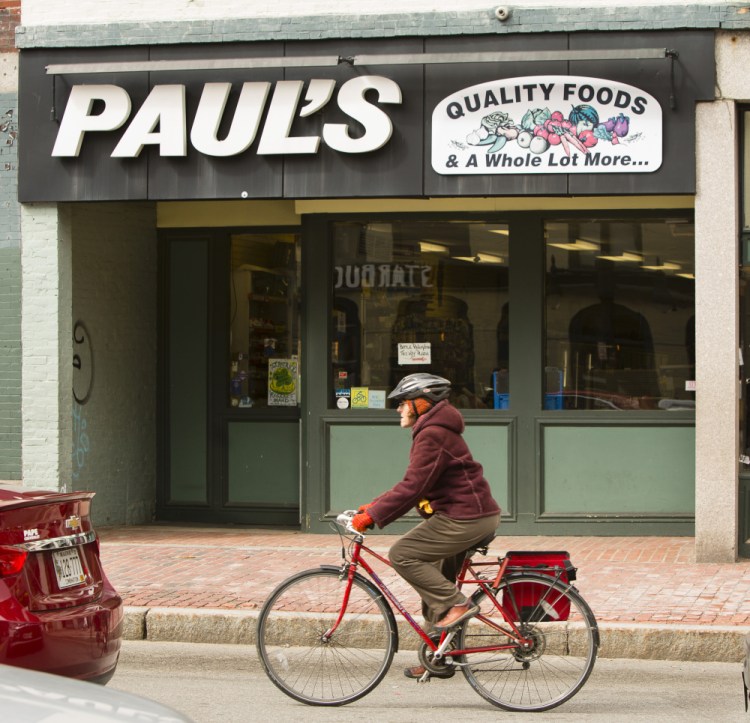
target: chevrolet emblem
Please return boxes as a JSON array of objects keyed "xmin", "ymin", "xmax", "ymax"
[{"xmin": 65, "ymin": 515, "xmax": 82, "ymax": 531}]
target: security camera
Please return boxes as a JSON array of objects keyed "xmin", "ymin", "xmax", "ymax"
[{"xmin": 494, "ymin": 6, "xmax": 511, "ymax": 21}]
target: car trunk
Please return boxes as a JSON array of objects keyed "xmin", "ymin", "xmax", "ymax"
[{"xmin": 0, "ymin": 490, "xmax": 103, "ymax": 612}]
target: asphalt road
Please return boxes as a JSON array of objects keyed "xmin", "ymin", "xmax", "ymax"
[{"xmin": 110, "ymin": 640, "xmax": 748, "ymax": 723}]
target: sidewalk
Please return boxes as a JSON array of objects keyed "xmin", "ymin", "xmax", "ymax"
[{"xmin": 98, "ymin": 525, "xmax": 750, "ymax": 662}]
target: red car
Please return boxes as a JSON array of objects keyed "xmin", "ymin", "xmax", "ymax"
[{"xmin": 0, "ymin": 485, "xmax": 123, "ymax": 683}]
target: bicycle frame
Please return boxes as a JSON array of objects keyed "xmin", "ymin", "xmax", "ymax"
[{"xmin": 324, "ymin": 533, "xmax": 537, "ymax": 659}]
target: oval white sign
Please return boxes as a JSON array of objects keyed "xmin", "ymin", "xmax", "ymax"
[{"xmin": 432, "ymin": 75, "xmax": 662, "ymax": 175}]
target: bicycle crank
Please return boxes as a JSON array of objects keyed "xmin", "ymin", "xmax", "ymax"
[{"xmin": 418, "ymin": 632, "xmax": 457, "ymax": 676}]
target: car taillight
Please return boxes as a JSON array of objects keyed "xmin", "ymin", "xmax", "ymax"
[{"xmin": 0, "ymin": 546, "xmax": 28, "ymax": 576}]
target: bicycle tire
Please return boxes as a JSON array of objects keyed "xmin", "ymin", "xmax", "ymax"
[
  {"xmin": 256, "ymin": 567, "xmax": 397, "ymax": 706},
  {"xmin": 457, "ymin": 571, "xmax": 598, "ymax": 712}
]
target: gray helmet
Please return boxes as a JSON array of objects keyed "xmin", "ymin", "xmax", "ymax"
[{"xmin": 388, "ymin": 373, "xmax": 451, "ymax": 403}]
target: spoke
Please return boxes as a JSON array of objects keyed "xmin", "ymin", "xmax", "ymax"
[
  {"xmin": 258, "ymin": 570, "xmax": 395, "ymax": 705},
  {"xmin": 458, "ymin": 576, "xmax": 597, "ymax": 712}
]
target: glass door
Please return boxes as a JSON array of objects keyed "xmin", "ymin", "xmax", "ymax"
[{"xmin": 226, "ymin": 232, "xmax": 301, "ymax": 524}]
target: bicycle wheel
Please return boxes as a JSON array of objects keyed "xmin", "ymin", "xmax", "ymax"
[
  {"xmin": 256, "ymin": 567, "xmax": 397, "ymax": 706},
  {"xmin": 458, "ymin": 571, "xmax": 598, "ymax": 712}
]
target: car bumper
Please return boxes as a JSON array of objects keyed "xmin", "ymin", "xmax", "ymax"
[{"xmin": 0, "ymin": 588, "xmax": 123, "ymax": 682}]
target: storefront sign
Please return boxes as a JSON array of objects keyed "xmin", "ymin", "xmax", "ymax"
[
  {"xmin": 19, "ymin": 33, "xmax": 715, "ymax": 200},
  {"xmin": 432, "ymin": 76, "xmax": 662, "ymax": 175},
  {"xmin": 51, "ymin": 76, "xmax": 402, "ymax": 158}
]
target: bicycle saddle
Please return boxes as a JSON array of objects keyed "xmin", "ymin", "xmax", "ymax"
[{"xmin": 465, "ymin": 533, "xmax": 496, "ymax": 555}]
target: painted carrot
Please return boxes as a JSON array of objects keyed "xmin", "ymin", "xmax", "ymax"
[{"xmin": 564, "ymin": 131, "xmax": 589, "ymax": 155}]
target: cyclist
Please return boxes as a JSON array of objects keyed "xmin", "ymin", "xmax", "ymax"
[{"xmin": 352, "ymin": 372, "xmax": 501, "ymax": 680}]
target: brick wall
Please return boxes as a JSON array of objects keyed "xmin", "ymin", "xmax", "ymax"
[
  {"xmin": 0, "ymin": 88, "xmax": 19, "ymax": 480},
  {"xmin": 70, "ymin": 202, "xmax": 157, "ymax": 525},
  {"xmin": 19, "ymin": 201, "xmax": 157, "ymax": 522},
  {"xmin": 15, "ymin": 2, "xmax": 745, "ymax": 48},
  {"xmin": 71, "ymin": 203, "xmax": 157, "ymax": 525},
  {"xmin": 16, "ymin": 0, "xmax": 730, "ymax": 28},
  {"xmin": 0, "ymin": 1, "xmax": 19, "ymax": 53},
  {"xmin": 20, "ymin": 203, "xmax": 70, "ymax": 491}
]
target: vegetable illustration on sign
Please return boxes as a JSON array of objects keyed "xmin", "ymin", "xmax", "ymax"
[
  {"xmin": 432, "ymin": 75, "xmax": 661, "ymax": 175},
  {"xmin": 268, "ymin": 358, "xmax": 298, "ymax": 406}
]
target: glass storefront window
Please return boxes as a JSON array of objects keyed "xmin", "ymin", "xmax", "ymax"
[
  {"xmin": 229, "ymin": 233, "xmax": 301, "ymax": 409},
  {"xmin": 545, "ymin": 218, "xmax": 695, "ymax": 410},
  {"xmin": 332, "ymin": 221, "xmax": 509, "ymax": 410}
]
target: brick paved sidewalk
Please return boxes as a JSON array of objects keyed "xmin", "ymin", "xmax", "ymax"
[{"xmin": 98, "ymin": 525, "xmax": 750, "ymax": 626}]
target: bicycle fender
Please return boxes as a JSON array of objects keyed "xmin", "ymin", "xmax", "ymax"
[
  {"xmin": 318, "ymin": 564, "xmax": 400, "ymax": 653},
  {"xmin": 501, "ymin": 570, "xmax": 600, "ymax": 649}
]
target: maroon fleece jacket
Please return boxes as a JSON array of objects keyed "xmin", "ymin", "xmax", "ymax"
[{"xmin": 368, "ymin": 400, "xmax": 501, "ymax": 529}]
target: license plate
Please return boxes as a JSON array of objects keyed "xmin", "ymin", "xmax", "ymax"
[{"xmin": 52, "ymin": 548, "xmax": 86, "ymax": 589}]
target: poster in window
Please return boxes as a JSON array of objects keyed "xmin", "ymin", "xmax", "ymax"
[{"xmin": 268, "ymin": 358, "xmax": 298, "ymax": 406}]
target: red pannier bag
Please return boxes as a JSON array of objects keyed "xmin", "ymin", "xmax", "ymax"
[{"xmin": 501, "ymin": 551, "xmax": 576, "ymax": 622}]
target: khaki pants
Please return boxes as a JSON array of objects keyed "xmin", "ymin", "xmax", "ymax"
[{"xmin": 388, "ymin": 512, "xmax": 500, "ymax": 625}]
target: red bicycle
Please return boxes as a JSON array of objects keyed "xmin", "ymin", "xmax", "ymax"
[{"xmin": 256, "ymin": 511, "xmax": 599, "ymax": 712}]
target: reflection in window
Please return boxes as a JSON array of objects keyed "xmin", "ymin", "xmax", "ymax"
[
  {"xmin": 545, "ymin": 218, "xmax": 695, "ymax": 410},
  {"xmin": 332, "ymin": 221, "xmax": 509, "ymax": 410},
  {"xmin": 229, "ymin": 233, "xmax": 300, "ymax": 409}
]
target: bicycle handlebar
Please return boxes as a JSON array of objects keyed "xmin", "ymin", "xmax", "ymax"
[{"xmin": 335, "ymin": 510, "xmax": 361, "ymax": 535}]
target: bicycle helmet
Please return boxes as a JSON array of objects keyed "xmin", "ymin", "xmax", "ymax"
[{"xmin": 388, "ymin": 373, "xmax": 452, "ymax": 403}]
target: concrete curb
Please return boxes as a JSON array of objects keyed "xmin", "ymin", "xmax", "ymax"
[{"xmin": 123, "ymin": 606, "xmax": 750, "ymax": 663}]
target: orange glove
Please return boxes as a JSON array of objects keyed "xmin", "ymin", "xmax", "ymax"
[
  {"xmin": 358, "ymin": 502, "xmax": 374, "ymax": 513},
  {"xmin": 352, "ymin": 511, "xmax": 374, "ymax": 533}
]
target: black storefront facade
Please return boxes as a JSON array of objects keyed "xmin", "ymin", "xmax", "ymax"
[{"xmin": 18, "ymin": 30, "xmax": 713, "ymax": 534}]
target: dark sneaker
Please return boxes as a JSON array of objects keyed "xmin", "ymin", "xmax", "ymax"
[{"xmin": 403, "ymin": 665, "xmax": 455, "ymax": 680}]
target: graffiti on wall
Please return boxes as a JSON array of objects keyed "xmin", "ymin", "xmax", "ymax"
[
  {"xmin": 72, "ymin": 321, "xmax": 93, "ymax": 481},
  {"xmin": 0, "ymin": 109, "xmax": 17, "ymax": 171},
  {"xmin": 73, "ymin": 321, "xmax": 93, "ymax": 404},
  {"xmin": 72, "ymin": 402, "xmax": 89, "ymax": 483}
]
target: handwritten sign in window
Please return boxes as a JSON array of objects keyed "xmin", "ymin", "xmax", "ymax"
[{"xmin": 398, "ymin": 343, "xmax": 432, "ymax": 365}]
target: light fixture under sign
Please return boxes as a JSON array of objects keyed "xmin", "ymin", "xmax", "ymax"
[
  {"xmin": 419, "ymin": 241, "xmax": 450, "ymax": 254},
  {"xmin": 597, "ymin": 252, "xmax": 642, "ymax": 263},
  {"xmin": 454, "ymin": 253, "xmax": 504, "ymax": 264},
  {"xmin": 641, "ymin": 261, "xmax": 681, "ymax": 271},
  {"xmin": 547, "ymin": 239, "xmax": 599, "ymax": 252},
  {"xmin": 45, "ymin": 48, "xmax": 679, "ymax": 75}
]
